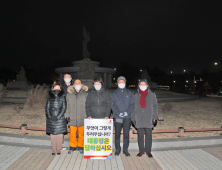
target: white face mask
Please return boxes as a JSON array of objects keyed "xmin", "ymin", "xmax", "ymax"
[
  {"xmin": 64, "ymin": 78, "xmax": 71, "ymax": 83},
  {"xmin": 140, "ymin": 86, "xmax": 148, "ymax": 91},
  {"xmin": 118, "ymin": 83, "xmax": 125, "ymax": 89},
  {"xmin": 94, "ymin": 85, "xmax": 101, "ymax": 91},
  {"xmin": 74, "ymin": 85, "xmax": 81, "ymax": 90}
]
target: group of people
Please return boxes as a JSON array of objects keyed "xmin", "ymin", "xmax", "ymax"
[{"xmin": 45, "ymin": 73, "xmax": 158, "ymax": 158}]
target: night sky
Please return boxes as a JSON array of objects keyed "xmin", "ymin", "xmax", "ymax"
[{"xmin": 1, "ymin": 1, "xmax": 222, "ymax": 74}]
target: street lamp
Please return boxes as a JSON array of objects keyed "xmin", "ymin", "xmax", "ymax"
[
  {"xmin": 214, "ymin": 62, "xmax": 219, "ymax": 94},
  {"xmin": 114, "ymin": 68, "xmax": 116, "ymax": 70},
  {"xmin": 140, "ymin": 69, "xmax": 142, "ymax": 72},
  {"xmin": 184, "ymin": 70, "xmax": 187, "ymax": 82},
  {"xmin": 170, "ymin": 71, "xmax": 174, "ymax": 86}
]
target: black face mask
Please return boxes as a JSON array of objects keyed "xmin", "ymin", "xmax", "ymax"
[{"xmin": 54, "ymin": 90, "xmax": 60, "ymax": 95}]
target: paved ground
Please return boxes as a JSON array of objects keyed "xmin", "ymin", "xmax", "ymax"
[{"xmin": 1, "ymin": 144, "xmax": 222, "ymax": 170}]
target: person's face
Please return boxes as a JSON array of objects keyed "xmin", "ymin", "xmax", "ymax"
[
  {"xmin": 64, "ymin": 74, "xmax": 72, "ymax": 80},
  {"xmin": 118, "ymin": 80, "xmax": 126, "ymax": 84},
  {"xmin": 94, "ymin": 82, "xmax": 102, "ymax": 86},
  {"xmin": 53, "ymin": 85, "xmax": 61, "ymax": 90},
  {"xmin": 73, "ymin": 79, "xmax": 82, "ymax": 86},
  {"xmin": 139, "ymin": 82, "xmax": 148, "ymax": 88}
]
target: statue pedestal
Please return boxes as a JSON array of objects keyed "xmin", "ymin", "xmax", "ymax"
[
  {"xmin": 81, "ymin": 79, "xmax": 93, "ymax": 89},
  {"xmin": 7, "ymin": 82, "xmax": 29, "ymax": 90}
]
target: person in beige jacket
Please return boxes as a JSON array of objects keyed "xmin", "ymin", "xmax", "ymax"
[{"xmin": 65, "ymin": 79, "xmax": 88, "ymax": 154}]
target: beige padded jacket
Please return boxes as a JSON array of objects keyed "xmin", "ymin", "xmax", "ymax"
[{"xmin": 65, "ymin": 85, "xmax": 88, "ymax": 127}]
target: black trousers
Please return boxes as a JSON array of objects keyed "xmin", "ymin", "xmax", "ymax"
[
  {"xmin": 114, "ymin": 118, "xmax": 131, "ymax": 151},
  {"xmin": 137, "ymin": 128, "xmax": 152, "ymax": 153}
]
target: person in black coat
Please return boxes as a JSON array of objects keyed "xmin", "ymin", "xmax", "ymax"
[
  {"xmin": 45, "ymin": 84, "xmax": 67, "ymax": 155},
  {"xmin": 61, "ymin": 73, "xmax": 72, "ymax": 96},
  {"xmin": 111, "ymin": 76, "xmax": 135, "ymax": 157},
  {"xmin": 86, "ymin": 77, "xmax": 111, "ymax": 119}
]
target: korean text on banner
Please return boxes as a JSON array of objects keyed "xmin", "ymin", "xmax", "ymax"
[{"xmin": 84, "ymin": 119, "xmax": 113, "ymax": 159}]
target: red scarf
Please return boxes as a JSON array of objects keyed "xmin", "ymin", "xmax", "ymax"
[{"xmin": 139, "ymin": 88, "xmax": 148, "ymax": 108}]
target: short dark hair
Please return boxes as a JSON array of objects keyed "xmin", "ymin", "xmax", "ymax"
[
  {"xmin": 73, "ymin": 79, "xmax": 82, "ymax": 84},
  {"xmin": 93, "ymin": 77, "xmax": 103, "ymax": 85},
  {"xmin": 63, "ymin": 73, "xmax": 72, "ymax": 77}
]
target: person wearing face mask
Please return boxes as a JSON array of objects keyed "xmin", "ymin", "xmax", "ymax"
[
  {"xmin": 45, "ymin": 84, "xmax": 67, "ymax": 155},
  {"xmin": 65, "ymin": 79, "xmax": 88, "ymax": 154},
  {"xmin": 110, "ymin": 76, "xmax": 135, "ymax": 157},
  {"xmin": 86, "ymin": 77, "xmax": 111, "ymax": 119},
  {"xmin": 61, "ymin": 74, "xmax": 72, "ymax": 150},
  {"xmin": 131, "ymin": 79, "xmax": 158, "ymax": 158},
  {"xmin": 61, "ymin": 73, "xmax": 72, "ymax": 96}
]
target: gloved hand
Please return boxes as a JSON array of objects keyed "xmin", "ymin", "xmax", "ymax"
[
  {"xmin": 131, "ymin": 120, "xmax": 136, "ymax": 128},
  {"xmin": 152, "ymin": 119, "xmax": 157, "ymax": 127},
  {"xmin": 132, "ymin": 120, "xmax": 137, "ymax": 130},
  {"xmin": 66, "ymin": 117, "xmax": 70, "ymax": 124},
  {"xmin": 51, "ymin": 116, "xmax": 58, "ymax": 121},
  {"xmin": 131, "ymin": 120, "xmax": 136, "ymax": 126}
]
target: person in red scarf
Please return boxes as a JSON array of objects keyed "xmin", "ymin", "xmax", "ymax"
[{"xmin": 131, "ymin": 79, "xmax": 158, "ymax": 158}]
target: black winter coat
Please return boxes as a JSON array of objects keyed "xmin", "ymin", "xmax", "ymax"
[
  {"xmin": 61, "ymin": 82, "xmax": 72, "ymax": 96},
  {"xmin": 86, "ymin": 86, "xmax": 111, "ymax": 118},
  {"xmin": 110, "ymin": 87, "xmax": 134, "ymax": 119},
  {"xmin": 45, "ymin": 89, "xmax": 67, "ymax": 135}
]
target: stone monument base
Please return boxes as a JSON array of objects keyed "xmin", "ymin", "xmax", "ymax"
[
  {"xmin": 7, "ymin": 82, "xmax": 29, "ymax": 90},
  {"xmin": 81, "ymin": 79, "xmax": 93, "ymax": 89},
  {"xmin": 149, "ymin": 82, "xmax": 158, "ymax": 90}
]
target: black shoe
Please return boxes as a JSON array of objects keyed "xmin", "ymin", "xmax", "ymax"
[
  {"xmin": 68, "ymin": 147, "xmax": 76, "ymax": 154},
  {"xmin": 115, "ymin": 150, "xmax": 121, "ymax": 156},
  {"xmin": 52, "ymin": 150, "xmax": 56, "ymax": 155},
  {"xmin": 137, "ymin": 152, "xmax": 144, "ymax": 157},
  {"xmin": 123, "ymin": 150, "xmax": 130, "ymax": 157},
  {"xmin": 57, "ymin": 150, "xmax": 61, "ymax": 155},
  {"xmin": 146, "ymin": 152, "xmax": 153, "ymax": 158}
]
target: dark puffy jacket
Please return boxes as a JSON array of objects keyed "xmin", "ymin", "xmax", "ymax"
[
  {"xmin": 110, "ymin": 87, "xmax": 134, "ymax": 119},
  {"xmin": 45, "ymin": 89, "xmax": 67, "ymax": 135},
  {"xmin": 86, "ymin": 86, "xmax": 111, "ymax": 118}
]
